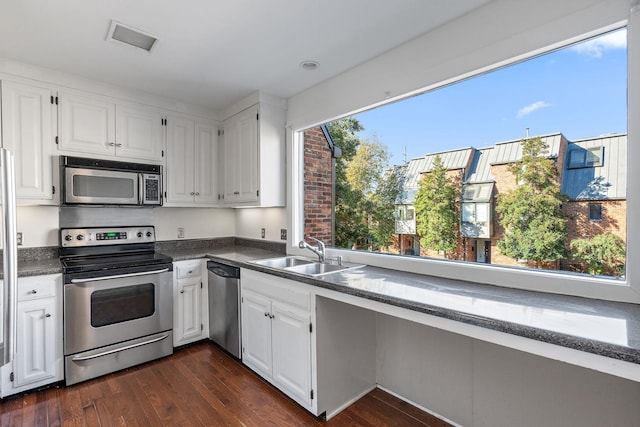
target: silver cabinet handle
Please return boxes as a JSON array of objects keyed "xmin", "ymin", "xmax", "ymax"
[
  {"xmin": 107, "ymin": 142, "xmax": 116, "ymax": 146},
  {"xmin": 195, "ymin": 192, "xmax": 200, "ymax": 196},
  {"xmin": 30, "ymin": 289, "xmax": 37, "ymax": 294},
  {"xmin": 264, "ymin": 312, "xmax": 269, "ymax": 317},
  {"xmin": 190, "ymin": 192, "xmax": 195, "ymax": 195},
  {"xmin": 234, "ymin": 191, "xmax": 240, "ymax": 195},
  {"xmin": 45, "ymin": 313, "xmax": 51, "ymax": 318},
  {"xmin": 180, "ymin": 290, "xmax": 185, "ymax": 294},
  {"xmin": 115, "ymin": 143, "xmax": 122, "ymax": 147}
]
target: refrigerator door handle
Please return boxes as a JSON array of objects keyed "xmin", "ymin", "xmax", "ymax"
[{"xmin": 1, "ymin": 149, "xmax": 18, "ymax": 366}]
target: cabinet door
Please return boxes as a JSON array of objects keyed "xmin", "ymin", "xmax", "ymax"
[
  {"xmin": 271, "ymin": 300, "xmax": 312, "ymax": 407},
  {"xmin": 165, "ymin": 115, "xmax": 195, "ymax": 204},
  {"xmin": 194, "ymin": 120, "xmax": 219, "ymax": 205},
  {"xmin": 15, "ymin": 298, "xmax": 57, "ymax": 387},
  {"xmin": 224, "ymin": 105, "xmax": 258, "ymax": 204},
  {"xmin": 241, "ymin": 289, "xmax": 272, "ymax": 377},
  {"xmin": 115, "ymin": 103, "xmax": 164, "ymax": 161},
  {"xmin": 175, "ymin": 277, "xmax": 202, "ymax": 345},
  {"xmin": 0, "ymin": 81, "xmax": 54, "ymax": 201},
  {"xmin": 58, "ymin": 91, "xmax": 115, "ymax": 156}
]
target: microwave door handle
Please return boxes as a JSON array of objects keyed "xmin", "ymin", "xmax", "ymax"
[{"xmin": 138, "ymin": 173, "xmax": 144, "ymax": 204}]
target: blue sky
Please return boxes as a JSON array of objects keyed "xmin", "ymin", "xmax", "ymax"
[{"xmin": 352, "ymin": 28, "xmax": 628, "ymax": 165}]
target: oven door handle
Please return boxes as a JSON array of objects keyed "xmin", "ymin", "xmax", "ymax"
[
  {"xmin": 70, "ymin": 268, "xmax": 170, "ymax": 283},
  {"xmin": 70, "ymin": 333, "xmax": 171, "ymax": 361}
]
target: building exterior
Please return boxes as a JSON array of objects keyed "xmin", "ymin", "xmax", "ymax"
[{"xmin": 393, "ymin": 132, "xmax": 627, "ymax": 273}]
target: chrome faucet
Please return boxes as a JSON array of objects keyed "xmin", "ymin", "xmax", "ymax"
[{"xmin": 299, "ymin": 236, "xmax": 326, "ymax": 263}]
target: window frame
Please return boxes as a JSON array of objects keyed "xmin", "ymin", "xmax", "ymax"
[{"xmin": 288, "ymin": 19, "xmax": 639, "ymax": 304}]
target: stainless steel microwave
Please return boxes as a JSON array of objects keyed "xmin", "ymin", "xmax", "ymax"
[{"xmin": 61, "ymin": 156, "xmax": 162, "ymax": 206}]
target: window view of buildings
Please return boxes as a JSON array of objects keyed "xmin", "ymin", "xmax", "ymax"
[{"xmin": 303, "ymin": 129, "xmax": 627, "ymax": 278}]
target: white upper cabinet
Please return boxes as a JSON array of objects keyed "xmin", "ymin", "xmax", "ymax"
[
  {"xmin": 165, "ymin": 115, "xmax": 219, "ymax": 206},
  {"xmin": 115, "ymin": 102, "xmax": 164, "ymax": 161},
  {"xmin": 223, "ymin": 105, "xmax": 259, "ymax": 204},
  {"xmin": 58, "ymin": 91, "xmax": 115, "ymax": 156},
  {"xmin": 58, "ymin": 90, "xmax": 164, "ymax": 162},
  {"xmin": 0, "ymin": 80, "xmax": 56, "ymax": 203},
  {"xmin": 221, "ymin": 93, "xmax": 286, "ymax": 207}
]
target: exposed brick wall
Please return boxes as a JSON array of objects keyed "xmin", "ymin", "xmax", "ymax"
[{"xmin": 303, "ymin": 128, "xmax": 333, "ymax": 245}]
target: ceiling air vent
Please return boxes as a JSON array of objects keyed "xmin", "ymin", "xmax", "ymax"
[{"xmin": 106, "ymin": 20, "xmax": 158, "ymax": 52}]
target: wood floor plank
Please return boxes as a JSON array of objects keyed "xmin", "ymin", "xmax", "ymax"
[{"xmin": 0, "ymin": 341, "xmax": 451, "ymax": 427}]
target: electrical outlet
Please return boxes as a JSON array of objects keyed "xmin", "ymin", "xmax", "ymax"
[
  {"xmin": 177, "ymin": 227, "xmax": 185, "ymax": 239},
  {"xmin": 16, "ymin": 232, "xmax": 22, "ymax": 246},
  {"xmin": 261, "ymin": 228, "xmax": 266, "ymax": 239},
  {"xmin": 280, "ymin": 229, "xmax": 287, "ymax": 241}
]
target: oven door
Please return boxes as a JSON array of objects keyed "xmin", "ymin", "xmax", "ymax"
[
  {"xmin": 64, "ymin": 167, "xmax": 140, "ymax": 205},
  {"xmin": 64, "ymin": 269, "xmax": 172, "ymax": 355}
]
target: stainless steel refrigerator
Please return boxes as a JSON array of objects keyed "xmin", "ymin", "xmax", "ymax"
[{"xmin": 0, "ymin": 148, "xmax": 18, "ymax": 396}]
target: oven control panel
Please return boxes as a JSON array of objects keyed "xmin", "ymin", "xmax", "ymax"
[{"xmin": 60, "ymin": 226, "xmax": 156, "ymax": 247}]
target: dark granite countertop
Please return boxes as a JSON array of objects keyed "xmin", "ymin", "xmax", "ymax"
[
  {"xmin": 207, "ymin": 251, "xmax": 640, "ymax": 367},
  {"xmin": 9, "ymin": 243, "xmax": 640, "ymax": 368}
]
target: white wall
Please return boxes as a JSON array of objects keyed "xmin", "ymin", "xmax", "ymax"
[
  {"xmin": 376, "ymin": 314, "xmax": 640, "ymax": 427},
  {"xmin": 16, "ymin": 206, "xmax": 59, "ymax": 247},
  {"xmin": 234, "ymin": 207, "xmax": 287, "ymax": 242},
  {"xmin": 153, "ymin": 208, "xmax": 235, "ymax": 241}
]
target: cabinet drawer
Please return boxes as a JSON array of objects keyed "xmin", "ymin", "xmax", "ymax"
[
  {"xmin": 241, "ymin": 269, "xmax": 311, "ymax": 311},
  {"xmin": 175, "ymin": 261, "xmax": 202, "ymax": 279},
  {"xmin": 17, "ymin": 275, "xmax": 59, "ymax": 301}
]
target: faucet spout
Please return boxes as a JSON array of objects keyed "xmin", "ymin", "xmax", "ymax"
[{"xmin": 298, "ymin": 235, "xmax": 326, "ymax": 263}]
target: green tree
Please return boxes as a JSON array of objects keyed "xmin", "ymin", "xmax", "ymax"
[
  {"xmin": 329, "ymin": 120, "xmax": 400, "ymax": 250},
  {"xmin": 328, "ymin": 118, "xmax": 366, "ymax": 249},
  {"xmin": 570, "ymin": 233, "xmax": 626, "ymax": 276},
  {"xmin": 414, "ymin": 156, "xmax": 458, "ymax": 256},
  {"xmin": 495, "ymin": 137, "xmax": 568, "ymax": 268}
]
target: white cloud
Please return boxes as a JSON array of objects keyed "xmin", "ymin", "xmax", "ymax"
[
  {"xmin": 570, "ymin": 30, "xmax": 627, "ymax": 58},
  {"xmin": 516, "ymin": 101, "xmax": 550, "ymax": 119}
]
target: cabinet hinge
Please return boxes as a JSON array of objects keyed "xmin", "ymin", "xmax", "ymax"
[
  {"xmin": 9, "ymin": 372, "xmax": 14, "ymax": 382},
  {"xmin": 55, "ymin": 136, "xmax": 59, "ymax": 145},
  {"xmin": 309, "ymin": 322, "xmax": 312, "ymax": 333},
  {"xmin": 52, "ymin": 185, "xmax": 55, "ymax": 195},
  {"xmin": 310, "ymin": 389, "xmax": 314, "ymax": 400}
]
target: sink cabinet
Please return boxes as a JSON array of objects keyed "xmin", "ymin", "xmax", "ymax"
[{"xmin": 240, "ymin": 269, "xmax": 313, "ymax": 410}]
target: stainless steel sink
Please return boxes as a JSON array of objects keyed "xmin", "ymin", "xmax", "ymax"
[
  {"xmin": 251, "ymin": 256, "xmax": 364, "ymax": 277},
  {"xmin": 285, "ymin": 262, "xmax": 358, "ymax": 276},
  {"xmin": 252, "ymin": 256, "xmax": 314, "ymax": 269}
]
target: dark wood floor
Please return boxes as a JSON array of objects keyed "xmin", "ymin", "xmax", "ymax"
[{"xmin": 0, "ymin": 341, "xmax": 451, "ymax": 426}]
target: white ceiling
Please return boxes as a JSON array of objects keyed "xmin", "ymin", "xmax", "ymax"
[{"xmin": 0, "ymin": 0, "xmax": 490, "ymax": 111}]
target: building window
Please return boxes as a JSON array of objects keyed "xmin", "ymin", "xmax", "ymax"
[
  {"xmin": 589, "ymin": 203, "xmax": 603, "ymax": 221},
  {"xmin": 300, "ymin": 27, "xmax": 627, "ymax": 283}
]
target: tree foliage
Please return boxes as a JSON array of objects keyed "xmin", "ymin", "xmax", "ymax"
[
  {"xmin": 329, "ymin": 120, "xmax": 400, "ymax": 250},
  {"xmin": 570, "ymin": 233, "xmax": 626, "ymax": 276},
  {"xmin": 414, "ymin": 156, "xmax": 458, "ymax": 255},
  {"xmin": 495, "ymin": 137, "xmax": 568, "ymax": 268}
]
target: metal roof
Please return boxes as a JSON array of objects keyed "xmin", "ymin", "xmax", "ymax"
[
  {"xmin": 491, "ymin": 133, "xmax": 565, "ymax": 165},
  {"xmin": 403, "ymin": 147, "xmax": 475, "ymax": 189},
  {"xmin": 561, "ymin": 134, "xmax": 627, "ymax": 200},
  {"xmin": 465, "ymin": 147, "xmax": 495, "ymax": 183}
]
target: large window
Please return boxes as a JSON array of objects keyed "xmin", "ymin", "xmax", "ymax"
[{"xmin": 302, "ymin": 28, "xmax": 627, "ymax": 281}]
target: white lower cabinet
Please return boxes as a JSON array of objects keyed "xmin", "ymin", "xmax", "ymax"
[
  {"xmin": 1, "ymin": 274, "xmax": 63, "ymax": 398},
  {"xmin": 173, "ymin": 260, "xmax": 209, "ymax": 346},
  {"xmin": 241, "ymin": 269, "xmax": 313, "ymax": 411}
]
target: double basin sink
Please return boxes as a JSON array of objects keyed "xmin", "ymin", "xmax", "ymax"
[{"xmin": 251, "ymin": 256, "xmax": 364, "ymax": 277}]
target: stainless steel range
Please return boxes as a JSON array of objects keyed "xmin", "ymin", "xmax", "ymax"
[{"xmin": 60, "ymin": 226, "xmax": 173, "ymax": 386}]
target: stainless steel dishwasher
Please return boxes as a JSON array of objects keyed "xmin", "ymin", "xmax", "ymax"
[{"xmin": 207, "ymin": 260, "xmax": 241, "ymax": 358}]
